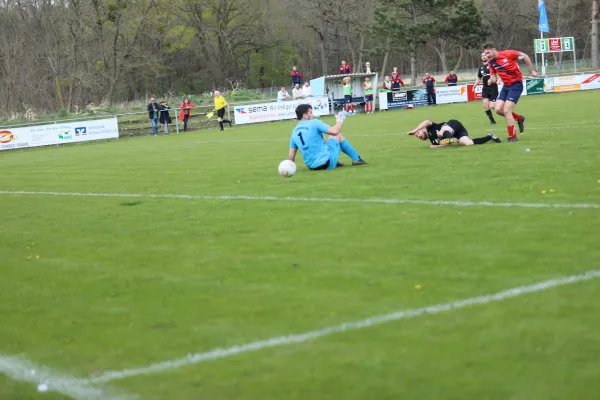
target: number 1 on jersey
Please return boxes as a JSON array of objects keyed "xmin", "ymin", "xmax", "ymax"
[{"xmin": 298, "ymin": 131, "xmax": 305, "ymax": 145}]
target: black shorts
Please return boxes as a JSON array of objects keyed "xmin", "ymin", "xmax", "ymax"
[
  {"xmin": 217, "ymin": 108, "xmax": 226, "ymax": 118},
  {"xmin": 445, "ymin": 120, "xmax": 469, "ymax": 139},
  {"xmin": 482, "ymin": 85, "xmax": 498, "ymax": 101}
]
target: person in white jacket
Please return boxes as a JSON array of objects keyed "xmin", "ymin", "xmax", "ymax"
[
  {"xmin": 292, "ymin": 84, "xmax": 304, "ymax": 99},
  {"xmin": 302, "ymin": 82, "xmax": 312, "ymax": 97},
  {"xmin": 277, "ymin": 87, "xmax": 291, "ymax": 101}
]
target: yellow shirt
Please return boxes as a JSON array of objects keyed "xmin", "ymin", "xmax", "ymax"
[{"xmin": 214, "ymin": 96, "xmax": 228, "ymax": 111}]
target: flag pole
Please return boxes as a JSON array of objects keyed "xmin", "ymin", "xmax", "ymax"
[{"xmin": 541, "ymin": 32, "xmax": 546, "ymax": 76}]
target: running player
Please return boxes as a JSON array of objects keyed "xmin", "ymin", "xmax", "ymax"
[
  {"xmin": 483, "ymin": 43, "xmax": 537, "ymax": 142},
  {"xmin": 287, "ymin": 104, "xmax": 367, "ymax": 170},
  {"xmin": 212, "ymin": 90, "xmax": 232, "ymax": 131},
  {"xmin": 408, "ymin": 119, "xmax": 502, "ymax": 148},
  {"xmin": 474, "ymin": 53, "xmax": 497, "ymax": 125}
]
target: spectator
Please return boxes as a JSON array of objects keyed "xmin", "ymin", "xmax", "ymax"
[
  {"xmin": 362, "ymin": 76, "xmax": 374, "ymax": 114},
  {"xmin": 159, "ymin": 99, "xmax": 171, "ymax": 135},
  {"xmin": 147, "ymin": 96, "xmax": 160, "ymax": 136},
  {"xmin": 178, "ymin": 97, "xmax": 195, "ymax": 132},
  {"xmin": 339, "ymin": 60, "xmax": 352, "ymax": 75},
  {"xmin": 422, "ymin": 73, "xmax": 437, "ymax": 105},
  {"xmin": 292, "ymin": 83, "xmax": 304, "ymax": 100},
  {"xmin": 277, "ymin": 87, "xmax": 291, "ymax": 101},
  {"xmin": 391, "ymin": 67, "xmax": 406, "ymax": 89},
  {"xmin": 363, "ymin": 62, "xmax": 375, "ymax": 73},
  {"xmin": 445, "ymin": 71, "xmax": 458, "ymax": 86},
  {"xmin": 302, "ymin": 81, "xmax": 313, "ymax": 97},
  {"xmin": 382, "ymin": 76, "xmax": 393, "ymax": 92},
  {"xmin": 291, "ymin": 66, "xmax": 302, "ymax": 87},
  {"xmin": 213, "ymin": 90, "xmax": 232, "ymax": 131}
]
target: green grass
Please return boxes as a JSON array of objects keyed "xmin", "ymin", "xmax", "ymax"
[{"xmin": 1, "ymin": 91, "xmax": 600, "ymax": 400}]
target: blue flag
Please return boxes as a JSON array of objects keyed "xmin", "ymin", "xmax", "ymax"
[{"xmin": 538, "ymin": 0, "xmax": 550, "ymax": 33}]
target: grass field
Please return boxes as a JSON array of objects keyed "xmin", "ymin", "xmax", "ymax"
[{"xmin": 1, "ymin": 90, "xmax": 600, "ymax": 400}]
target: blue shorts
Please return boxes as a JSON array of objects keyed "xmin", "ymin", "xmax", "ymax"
[
  {"xmin": 325, "ymin": 139, "xmax": 341, "ymax": 170},
  {"xmin": 345, "ymin": 95, "xmax": 353, "ymax": 103},
  {"xmin": 498, "ymin": 81, "xmax": 523, "ymax": 104},
  {"xmin": 365, "ymin": 94, "xmax": 373, "ymax": 101}
]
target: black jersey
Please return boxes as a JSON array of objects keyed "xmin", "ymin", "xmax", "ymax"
[
  {"xmin": 477, "ymin": 63, "xmax": 497, "ymax": 87},
  {"xmin": 426, "ymin": 120, "xmax": 469, "ymax": 145},
  {"xmin": 426, "ymin": 122, "xmax": 445, "ymax": 145}
]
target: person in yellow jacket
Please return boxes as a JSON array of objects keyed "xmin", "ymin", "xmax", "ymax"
[{"xmin": 213, "ymin": 90, "xmax": 232, "ymax": 131}]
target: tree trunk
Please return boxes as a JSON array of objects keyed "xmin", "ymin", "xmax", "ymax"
[
  {"xmin": 593, "ymin": 0, "xmax": 599, "ymax": 68},
  {"xmin": 380, "ymin": 37, "xmax": 391, "ymax": 77},
  {"xmin": 356, "ymin": 33, "xmax": 365, "ymax": 71},
  {"xmin": 432, "ymin": 39, "xmax": 448, "ymax": 73},
  {"xmin": 453, "ymin": 47, "xmax": 464, "ymax": 72},
  {"xmin": 410, "ymin": 52, "xmax": 417, "ymax": 86},
  {"xmin": 319, "ymin": 32, "xmax": 328, "ymax": 76}
]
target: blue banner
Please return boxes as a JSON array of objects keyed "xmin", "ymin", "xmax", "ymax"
[{"xmin": 538, "ymin": 0, "xmax": 550, "ymax": 33}]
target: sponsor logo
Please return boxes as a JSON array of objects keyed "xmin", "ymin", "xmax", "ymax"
[
  {"xmin": 581, "ymin": 74, "xmax": 600, "ymax": 84},
  {"xmin": 58, "ymin": 132, "xmax": 73, "ymax": 140},
  {"xmin": 0, "ymin": 130, "xmax": 16, "ymax": 143},
  {"xmin": 392, "ymin": 92, "xmax": 407, "ymax": 101},
  {"xmin": 74, "ymin": 126, "xmax": 87, "ymax": 136},
  {"xmin": 235, "ymin": 108, "xmax": 247, "ymax": 114},
  {"xmin": 460, "ymin": 86, "xmax": 466, "ymax": 95}
]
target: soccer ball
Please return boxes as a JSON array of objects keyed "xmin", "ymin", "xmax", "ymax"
[{"xmin": 278, "ymin": 160, "xmax": 296, "ymax": 177}]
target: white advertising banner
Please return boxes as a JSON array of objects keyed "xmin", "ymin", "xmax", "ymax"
[
  {"xmin": 580, "ymin": 73, "xmax": 600, "ymax": 90},
  {"xmin": 0, "ymin": 117, "xmax": 119, "ymax": 151},
  {"xmin": 233, "ymin": 97, "xmax": 330, "ymax": 125},
  {"xmin": 435, "ymin": 85, "xmax": 469, "ymax": 104},
  {"xmin": 552, "ymin": 74, "xmax": 597, "ymax": 92}
]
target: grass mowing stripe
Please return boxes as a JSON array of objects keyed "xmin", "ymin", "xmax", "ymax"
[
  {"xmin": 1, "ymin": 190, "xmax": 599, "ymax": 209},
  {"xmin": 0, "ymin": 355, "xmax": 132, "ymax": 400},
  {"xmin": 85, "ymin": 269, "xmax": 600, "ymax": 384}
]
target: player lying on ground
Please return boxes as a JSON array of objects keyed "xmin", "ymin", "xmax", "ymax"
[
  {"xmin": 407, "ymin": 119, "xmax": 502, "ymax": 148},
  {"xmin": 483, "ymin": 43, "xmax": 537, "ymax": 142},
  {"xmin": 287, "ymin": 104, "xmax": 367, "ymax": 170}
]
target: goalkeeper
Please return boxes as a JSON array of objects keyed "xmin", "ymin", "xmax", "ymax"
[
  {"xmin": 287, "ymin": 104, "xmax": 367, "ymax": 170},
  {"xmin": 407, "ymin": 119, "xmax": 502, "ymax": 148}
]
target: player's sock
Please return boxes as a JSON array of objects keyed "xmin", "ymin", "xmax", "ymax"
[
  {"xmin": 507, "ymin": 125, "xmax": 517, "ymax": 139},
  {"xmin": 219, "ymin": 121, "xmax": 224, "ymax": 131},
  {"xmin": 340, "ymin": 139, "xmax": 360, "ymax": 161},
  {"xmin": 351, "ymin": 104, "xmax": 355, "ymax": 113},
  {"xmin": 512, "ymin": 112, "xmax": 523, "ymax": 122},
  {"xmin": 345, "ymin": 104, "xmax": 349, "ymax": 113},
  {"xmin": 473, "ymin": 135, "xmax": 492, "ymax": 145},
  {"xmin": 485, "ymin": 109, "xmax": 495, "ymax": 123}
]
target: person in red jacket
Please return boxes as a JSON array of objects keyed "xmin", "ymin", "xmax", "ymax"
[
  {"xmin": 445, "ymin": 71, "xmax": 458, "ymax": 86},
  {"xmin": 339, "ymin": 60, "xmax": 352, "ymax": 75},
  {"xmin": 178, "ymin": 97, "xmax": 195, "ymax": 132},
  {"xmin": 391, "ymin": 67, "xmax": 406, "ymax": 89},
  {"xmin": 291, "ymin": 66, "xmax": 302, "ymax": 87}
]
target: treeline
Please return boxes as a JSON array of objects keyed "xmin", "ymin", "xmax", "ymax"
[{"xmin": 0, "ymin": 0, "xmax": 597, "ymax": 115}]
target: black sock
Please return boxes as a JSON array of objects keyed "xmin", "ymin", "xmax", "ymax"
[
  {"xmin": 473, "ymin": 135, "xmax": 492, "ymax": 145},
  {"xmin": 485, "ymin": 109, "xmax": 495, "ymax": 122},
  {"xmin": 219, "ymin": 121, "xmax": 224, "ymax": 130}
]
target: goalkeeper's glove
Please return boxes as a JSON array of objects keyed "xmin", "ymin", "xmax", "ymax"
[{"xmin": 336, "ymin": 111, "xmax": 347, "ymax": 124}]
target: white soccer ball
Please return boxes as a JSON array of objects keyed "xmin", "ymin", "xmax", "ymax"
[{"xmin": 278, "ymin": 160, "xmax": 296, "ymax": 177}]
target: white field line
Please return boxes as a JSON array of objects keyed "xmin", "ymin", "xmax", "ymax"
[
  {"xmin": 0, "ymin": 355, "xmax": 132, "ymax": 400},
  {"xmin": 1, "ymin": 190, "xmax": 599, "ymax": 209},
  {"xmin": 85, "ymin": 269, "xmax": 600, "ymax": 384}
]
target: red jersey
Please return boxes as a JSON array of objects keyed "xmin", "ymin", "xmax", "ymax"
[
  {"xmin": 391, "ymin": 72, "xmax": 405, "ymax": 87},
  {"xmin": 339, "ymin": 64, "xmax": 352, "ymax": 74},
  {"xmin": 488, "ymin": 50, "xmax": 523, "ymax": 86}
]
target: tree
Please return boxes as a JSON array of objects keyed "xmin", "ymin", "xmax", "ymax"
[{"xmin": 593, "ymin": 0, "xmax": 599, "ymax": 68}]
